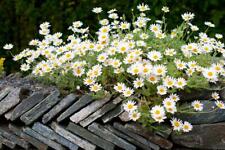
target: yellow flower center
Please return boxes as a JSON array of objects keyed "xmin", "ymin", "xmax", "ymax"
[{"xmin": 127, "ymin": 104, "xmax": 133, "ymax": 109}]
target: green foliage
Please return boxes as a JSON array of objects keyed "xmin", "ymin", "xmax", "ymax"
[{"xmin": 187, "ymin": 73, "xmax": 210, "ymax": 89}]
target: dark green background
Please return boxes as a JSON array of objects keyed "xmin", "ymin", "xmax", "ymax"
[{"xmin": 0, "ymin": 0, "xmax": 224, "ymax": 74}]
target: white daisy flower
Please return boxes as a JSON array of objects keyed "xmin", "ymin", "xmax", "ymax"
[
  {"xmin": 114, "ymin": 82, "xmax": 126, "ymax": 93},
  {"xmin": 123, "ymin": 87, "xmax": 134, "ymax": 97},
  {"xmin": 137, "ymin": 3, "xmax": 150, "ymax": 12},
  {"xmin": 150, "ymin": 105, "xmax": 166, "ymax": 123},
  {"xmin": 169, "ymin": 94, "xmax": 180, "ymax": 102},
  {"xmin": 162, "ymin": 6, "xmax": 169, "ymax": 13},
  {"xmin": 20, "ymin": 64, "xmax": 30, "ymax": 71},
  {"xmin": 157, "ymin": 85, "xmax": 167, "ymax": 95},
  {"xmin": 176, "ymin": 77, "xmax": 187, "ymax": 89},
  {"xmin": 164, "ymin": 48, "xmax": 176, "ymax": 56},
  {"xmin": 133, "ymin": 78, "xmax": 144, "ymax": 88},
  {"xmin": 84, "ymin": 78, "xmax": 95, "ymax": 86},
  {"xmin": 212, "ymin": 92, "xmax": 220, "ymax": 100},
  {"xmin": 90, "ymin": 83, "xmax": 102, "ymax": 92},
  {"xmin": 202, "ymin": 68, "xmax": 218, "ymax": 82},
  {"xmin": 215, "ymin": 34, "xmax": 223, "ymax": 39},
  {"xmin": 147, "ymin": 51, "xmax": 162, "ymax": 62},
  {"xmin": 182, "ymin": 121, "xmax": 193, "ymax": 132},
  {"xmin": 3, "ymin": 43, "xmax": 13, "ymax": 50},
  {"xmin": 204, "ymin": 21, "xmax": 215, "ymax": 28},
  {"xmin": 129, "ymin": 111, "xmax": 141, "ymax": 121},
  {"xmin": 163, "ymin": 76, "xmax": 176, "ymax": 88},
  {"xmin": 192, "ymin": 100, "xmax": 203, "ymax": 111},
  {"xmin": 181, "ymin": 12, "xmax": 195, "ymax": 22},
  {"xmin": 123, "ymin": 100, "xmax": 137, "ymax": 112},
  {"xmin": 171, "ymin": 118, "xmax": 183, "ymax": 131},
  {"xmin": 215, "ymin": 100, "xmax": 225, "ymax": 109},
  {"xmin": 120, "ymin": 22, "xmax": 130, "ymax": 30},
  {"xmin": 92, "ymin": 7, "xmax": 102, "ymax": 13},
  {"xmin": 147, "ymin": 74, "xmax": 159, "ymax": 84},
  {"xmin": 153, "ymin": 65, "xmax": 167, "ymax": 76}
]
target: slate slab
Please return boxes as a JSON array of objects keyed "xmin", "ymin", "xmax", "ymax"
[
  {"xmin": 51, "ymin": 122, "xmax": 96, "ymax": 150},
  {"xmin": 20, "ymin": 132, "xmax": 48, "ymax": 150},
  {"xmin": 4, "ymin": 109, "xmax": 13, "ymax": 120},
  {"xmin": 23, "ymin": 127, "xmax": 65, "ymax": 150},
  {"xmin": 8, "ymin": 124, "xmax": 25, "ymax": 137},
  {"xmin": 20, "ymin": 90, "xmax": 60, "ymax": 125},
  {"xmin": 0, "ymin": 126, "xmax": 29, "ymax": 149},
  {"xmin": 88, "ymin": 122, "xmax": 136, "ymax": 150},
  {"xmin": 178, "ymin": 89, "xmax": 212, "ymax": 101},
  {"xmin": 67, "ymin": 122, "xmax": 115, "ymax": 150},
  {"xmin": 42, "ymin": 94, "xmax": 78, "ymax": 124},
  {"xmin": 102, "ymin": 104, "xmax": 124, "ymax": 123},
  {"xmin": 176, "ymin": 100, "xmax": 225, "ymax": 124},
  {"xmin": 125, "ymin": 123, "xmax": 173, "ymax": 149},
  {"xmin": 80, "ymin": 97, "xmax": 122, "ymax": 127},
  {"xmin": 0, "ymin": 135, "xmax": 16, "ymax": 149},
  {"xmin": 171, "ymin": 123, "xmax": 225, "ymax": 149},
  {"xmin": 10, "ymin": 91, "xmax": 46, "ymax": 121},
  {"xmin": 0, "ymin": 87, "xmax": 12, "ymax": 101},
  {"xmin": 119, "ymin": 111, "xmax": 131, "ymax": 122},
  {"xmin": 105, "ymin": 125, "xmax": 150, "ymax": 150},
  {"xmin": 113, "ymin": 122, "xmax": 160, "ymax": 150},
  {"xmin": 0, "ymin": 87, "xmax": 22, "ymax": 116},
  {"xmin": 220, "ymin": 88, "xmax": 225, "ymax": 100},
  {"xmin": 70, "ymin": 95, "xmax": 111, "ymax": 123},
  {"xmin": 57, "ymin": 94, "xmax": 93, "ymax": 122},
  {"xmin": 32, "ymin": 122, "xmax": 78, "ymax": 150}
]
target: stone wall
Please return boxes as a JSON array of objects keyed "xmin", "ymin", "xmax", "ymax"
[{"xmin": 0, "ymin": 74, "xmax": 225, "ymax": 150}]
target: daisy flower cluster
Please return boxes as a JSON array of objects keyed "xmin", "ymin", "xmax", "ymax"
[
  {"xmin": 123, "ymin": 100, "xmax": 141, "ymax": 121},
  {"xmin": 11, "ymin": 3, "xmax": 225, "ymax": 132}
]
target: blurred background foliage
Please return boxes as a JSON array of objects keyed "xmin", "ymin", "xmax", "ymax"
[{"xmin": 0, "ymin": 0, "xmax": 224, "ymax": 74}]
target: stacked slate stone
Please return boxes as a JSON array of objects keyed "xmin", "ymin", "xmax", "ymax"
[{"xmin": 0, "ymin": 74, "xmax": 225, "ymax": 150}]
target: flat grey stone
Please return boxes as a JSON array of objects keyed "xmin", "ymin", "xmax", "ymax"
[
  {"xmin": 51, "ymin": 122, "xmax": 96, "ymax": 150},
  {"xmin": 10, "ymin": 91, "xmax": 46, "ymax": 121},
  {"xmin": 20, "ymin": 90, "xmax": 60, "ymax": 125},
  {"xmin": 0, "ymin": 126, "xmax": 29, "ymax": 149},
  {"xmin": 88, "ymin": 122, "xmax": 136, "ymax": 150},
  {"xmin": 67, "ymin": 122, "xmax": 115, "ymax": 150},
  {"xmin": 220, "ymin": 88, "xmax": 225, "ymax": 100},
  {"xmin": 0, "ymin": 87, "xmax": 12, "ymax": 101},
  {"xmin": 8, "ymin": 124, "xmax": 25, "ymax": 137},
  {"xmin": 113, "ymin": 122, "xmax": 160, "ymax": 150},
  {"xmin": 20, "ymin": 132, "xmax": 48, "ymax": 150},
  {"xmin": 178, "ymin": 89, "xmax": 212, "ymax": 101},
  {"xmin": 23, "ymin": 127, "xmax": 65, "ymax": 150},
  {"xmin": 171, "ymin": 123, "xmax": 225, "ymax": 149},
  {"xmin": 0, "ymin": 135, "xmax": 16, "ymax": 149},
  {"xmin": 125, "ymin": 123, "xmax": 173, "ymax": 149},
  {"xmin": 105, "ymin": 125, "xmax": 149, "ymax": 150},
  {"xmin": 102, "ymin": 104, "xmax": 124, "ymax": 123},
  {"xmin": 80, "ymin": 97, "xmax": 122, "ymax": 127},
  {"xmin": 119, "ymin": 111, "xmax": 131, "ymax": 122},
  {"xmin": 176, "ymin": 100, "xmax": 225, "ymax": 124},
  {"xmin": 4, "ymin": 109, "xmax": 13, "ymax": 120},
  {"xmin": 32, "ymin": 122, "xmax": 78, "ymax": 150},
  {"xmin": 70, "ymin": 95, "xmax": 111, "ymax": 123},
  {"xmin": 57, "ymin": 94, "xmax": 93, "ymax": 122},
  {"xmin": 0, "ymin": 87, "xmax": 22, "ymax": 116},
  {"xmin": 42, "ymin": 94, "xmax": 78, "ymax": 124}
]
